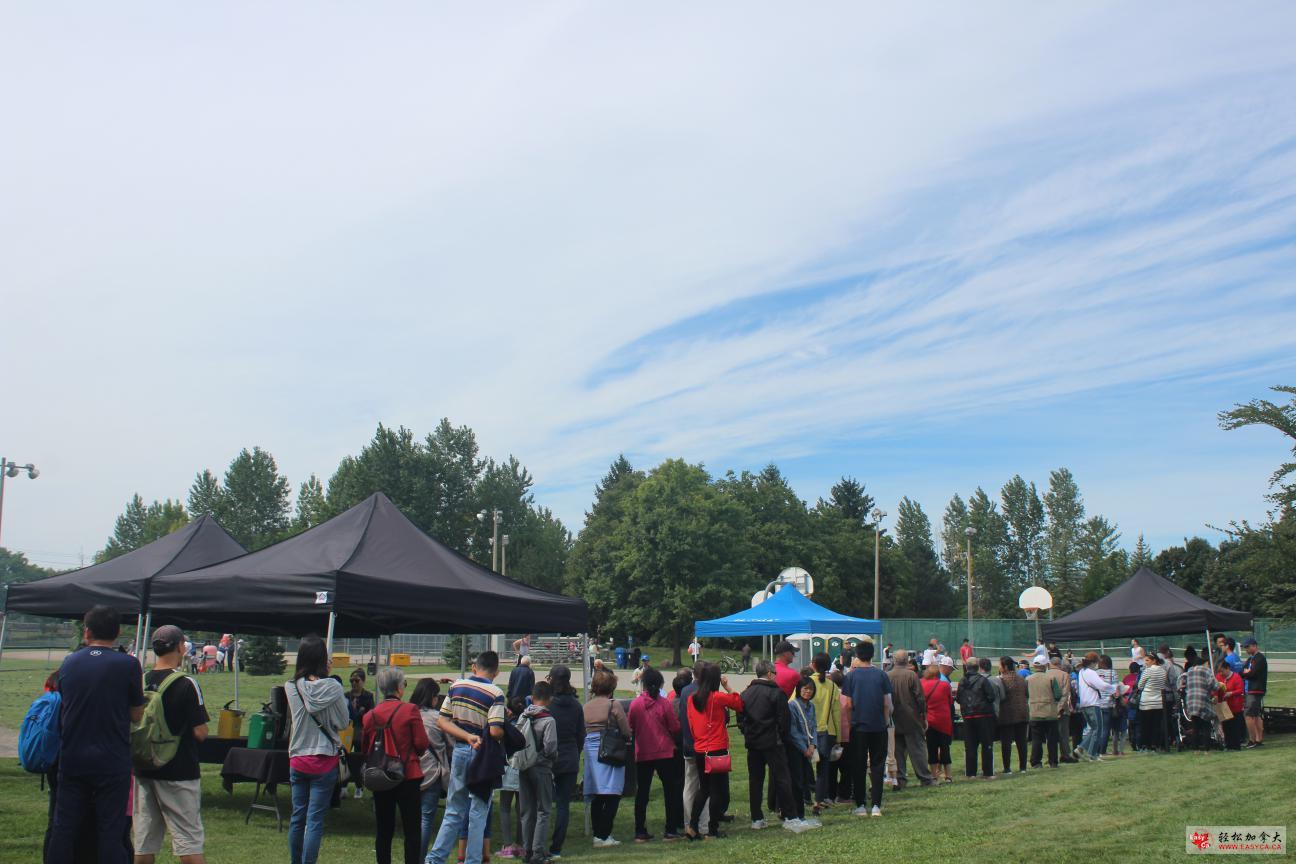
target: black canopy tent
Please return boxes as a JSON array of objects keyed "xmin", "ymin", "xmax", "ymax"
[
  {"xmin": 146, "ymin": 492, "xmax": 590, "ymax": 640},
  {"xmin": 1, "ymin": 514, "xmax": 246, "ymax": 663},
  {"xmin": 1041, "ymin": 567, "xmax": 1252, "ymax": 666}
]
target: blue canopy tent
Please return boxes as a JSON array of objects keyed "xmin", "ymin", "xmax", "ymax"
[{"xmin": 694, "ymin": 585, "xmax": 882, "ymax": 638}]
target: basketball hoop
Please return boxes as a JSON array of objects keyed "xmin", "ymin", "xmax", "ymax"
[{"xmin": 1024, "ymin": 607, "xmax": 1039, "ymax": 620}]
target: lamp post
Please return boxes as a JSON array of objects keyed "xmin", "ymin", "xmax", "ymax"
[
  {"xmin": 871, "ymin": 508, "xmax": 886, "ymax": 620},
  {"xmin": 965, "ymin": 525, "xmax": 976, "ymax": 647},
  {"xmin": 478, "ymin": 509, "xmax": 503, "ymax": 572},
  {"xmin": 0, "ymin": 457, "xmax": 40, "ymax": 547},
  {"xmin": 501, "ymin": 534, "xmax": 510, "ymax": 577}
]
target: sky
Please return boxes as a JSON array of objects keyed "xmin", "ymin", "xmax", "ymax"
[{"xmin": 2, "ymin": 3, "xmax": 1295, "ymax": 571}]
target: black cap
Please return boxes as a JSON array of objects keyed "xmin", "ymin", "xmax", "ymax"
[{"xmin": 773, "ymin": 640, "xmax": 797, "ymax": 656}]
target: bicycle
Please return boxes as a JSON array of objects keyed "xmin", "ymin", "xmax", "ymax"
[{"xmin": 717, "ymin": 654, "xmax": 742, "ymax": 674}]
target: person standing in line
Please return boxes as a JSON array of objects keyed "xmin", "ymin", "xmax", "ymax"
[
  {"xmin": 1239, "ymin": 637, "xmax": 1268, "ymax": 748},
  {"xmin": 685, "ymin": 664, "xmax": 744, "ymax": 840},
  {"xmin": 787, "ymin": 678, "xmax": 820, "ymax": 825},
  {"xmin": 955, "ymin": 656, "xmax": 997, "ymax": 779},
  {"xmin": 284, "ymin": 635, "xmax": 350, "ymax": 864},
  {"xmin": 1214, "ymin": 660, "xmax": 1246, "ymax": 751},
  {"xmin": 1181, "ymin": 656, "xmax": 1222, "ymax": 751},
  {"xmin": 921, "ymin": 664, "xmax": 953, "ymax": 784},
  {"xmin": 363, "ymin": 668, "xmax": 429, "ymax": 864},
  {"xmin": 47, "ymin": 605, "xmax": 145, "ymax": 864},
  {"xmin": 809, "ymin": 653, "xmax": 841, "ymax": 810},
  {"xmin": 676, "ymin": 665, "xmax": 710, "ymax": 836},
  {"xmin": 133, "ymin": 625, "xmax": 210, "ymax": 864},
  {"xmin": 412, "ymin": 679, "xmax": 450, "ymax": 860},
  {"xmin": 627, "ymin": 668, "xmax": 684, "ymax": 843},
  {"xmin": 426, "ymin": 651, "xmax": 507, "ymax": 864},
  {"xmin": 1074, "ymin": 652, "xmax": 1117, "ymax": 762},
  {"xmin": 767, "ymin": 641, "xmax": 801, "ymax": 812},
  {"xmin": 995, "ymin": 656, "xmax": 1030, "ymax": 774},
  {"xmin": 886, "ymin": 650, "xmax": 933, "ymax": 788},
  {"xmin": 1130, "ymin": 639, "xmax": 1146, "ymax": 667},
  {"xmin": 1026, "ymin": 658, "xmax": 1062, "ymax": 768},
  {"xmin": 1045, "ymin": 656, "xmax": 1077, "ymax": 762},
  {"xmin": 1222, "ymin": 637, "xmax": 1244, "ymax": 674},
  {"xmin": 921, "ymin": 639, "xmax": 939, "ymax": 670},
  {"xmin": 1122, "ymin": 662, "xmax": 1142, "ymax": 751},
  {"xmin": 583, "ymin": 669, "xmax": 631, "ymax": 848},
  {"xmin": 543, "ymin": 666, "xmax": 583, "ymax": 860},
  {"xmin": 1095, "ymin": 655, "xmax": 1122, "ymax": 755},
  {"xmin": 841, "ymin": 641, "xmax": 892, "ymax": 817},
  {"xmin": 740, "ymin": 661, "xmax": 807, "ymax": 833},
  {"xmin": 347, "ymin": 669, "xmax": 375, "ymax": 799},
  {"xmin": 517, "ymin": 681, "xmax": 558, "ymax": 864},
  {"xmin": 507, "ymin": 656, "xmax": 536, "ymax": 703},
  {"xmin": 1135, "ymin": 653, "xmax": 1168, "ymax": 752}
]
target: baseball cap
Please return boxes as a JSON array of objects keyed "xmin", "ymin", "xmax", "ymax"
[
  {"xmin": 938, "ymin": 655, "xmax": 954, "ymax": 667},
  {"xmin": 1241, "ymin": 637, "xmax": 1258, "ymax": 648},
  {"xmin": 773, "ymin": 640, "xmax": 798, "ymax": 656},
  {"xmin": 151, "ymin": 624, "xmax": 185, "ymax": 652}
]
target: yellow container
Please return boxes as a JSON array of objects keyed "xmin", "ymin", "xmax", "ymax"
[
  {"xmin": 217, "ymin": 704, "xmax": 245, "ymax": 739},
  {"xmin": 389, "ymin": 653, "xmax": 411, "ymax": 667},
  {"xmin": 332, "ymin": 653, "xmax": 351, "ymax": 668},
  {"xmin": 338, "ymin": 724, "xmax": 355, "ymax": 751}
]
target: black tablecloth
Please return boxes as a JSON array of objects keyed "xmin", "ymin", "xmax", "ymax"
[
  {"xmin": 221, "ymin": 748, "xmax": 290, "ymax": 792},
  {"xmin": 198, "ymin": 736, "xmax": 248, "ymax": 765}
]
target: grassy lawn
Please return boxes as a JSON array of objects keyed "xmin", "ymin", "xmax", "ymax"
[{"xmin": 3, "ymin": 658, "xmax": 1293, "ymax": 863}]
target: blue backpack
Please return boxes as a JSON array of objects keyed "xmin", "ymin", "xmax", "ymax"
[{"xmin": 18, "ymin": 691, "xmax": 62, "ymax": 774}]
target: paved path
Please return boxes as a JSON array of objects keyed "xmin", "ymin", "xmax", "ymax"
[{"xmin": 0, "ymin": 726, "xmax": 17, "ymax": 758}]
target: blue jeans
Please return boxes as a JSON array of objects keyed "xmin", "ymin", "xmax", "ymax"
[
  {"xmin": 426, "ymin": 743, "xmax": 492, "ymax": 864},
  {"xmin": 420, "ymin": 781, "xmax": 444, "ymax": 859},
  {"xmin": 289, "ymin": 766, "xmax": 337, "ymax": 864},
  {"xmin": 1079, "ymin": 706, "xmax": 1106, "ymax": 759},
  {"xmin": 549, "ymin": 770, "xmax": 578, "ymax": 855}
]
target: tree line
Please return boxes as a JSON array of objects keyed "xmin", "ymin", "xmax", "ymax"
[{"xmin": 6, "ymin": 387, "xmax": 1294, "ymax": 657}]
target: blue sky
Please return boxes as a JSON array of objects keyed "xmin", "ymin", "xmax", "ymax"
[{"xmin": 2, "ymin": 3, "xmax": 1294, "ymax": 569}]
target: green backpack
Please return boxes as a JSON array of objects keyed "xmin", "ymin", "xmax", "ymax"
[{"xmin": 131, "ymin": 671, "xmax": 186, "ymax": 770}]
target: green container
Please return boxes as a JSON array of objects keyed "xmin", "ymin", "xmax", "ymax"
[{"xmin": 246, "ymin": 711, "xmax": 275, "ymax": 749}]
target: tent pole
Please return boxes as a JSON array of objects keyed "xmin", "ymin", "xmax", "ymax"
[
  {"xmin": 1205, "ymin": 628, "xmax": 1214, "ymax": 671},
  {"xmin": 140, "ymin": 611, "xmax": 153, "ymax": 666},
  {"xmin": 233, "ymin": 633, "xmax": 240, "ymax": 710},
  {"xmin": 582, "ymin": 633, "xmax": 591, "ymax": 702},
  {"xmin": 460, "ymin": 635, "xmax": 468, "ymax": 679},
  {"xmin": 325, "ymin": 612, "xmax": 336, "ymax": 655},
  {"xmin": 133, "ymin": 612, "xmax": 145, "ymax": 658},
  {"xmin": 0, "ymin": 611, "xmax": 8, "ymax": 670}
]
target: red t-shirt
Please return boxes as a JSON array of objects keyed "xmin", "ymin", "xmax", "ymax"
[
  {"xmin": 774, "ymin": 661, "xmax": 800, "ymax": 697},
  {"xmin": 959, "ymin": 644, "xmax": 973, "ymax": 662},
  {"xmin": 1216, "ymin": 672, "xmax": 1244, "ymax": 715},
  {"xmin": 922, "ymin": 678, "xmax": 953, "ymax": 736},
  {"xmin": 686, "ymin": 690, "xmax": 744, "ymax": 754}
]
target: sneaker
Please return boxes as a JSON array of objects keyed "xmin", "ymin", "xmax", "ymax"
[
  {"xmin": 497, "ymin": 849, "xmax": 517, "ymax": 859},
  {"xmin": 803, "ymin": 817, "xmax": 822, "ymax": 828},
  {"xmin": 782, "ymin": 818, "xmax": 810, "ymax": 834},
  {"xmin": 592, "ymin": 837, "xmax": 620, "ymax": 848},
  {"xmin": 547, "ymin": 854, "xmax": 561, "ymax": 860},
  {"xmin": 751, "ymin": 820, "xmax": 769, "ymax": 830},
  {"xmin": 662, "ymin": 833, "xmax": 682, "ymax": 842},
  {"xmin": 1001, "ymin": 768, "xmax": 1013, "ymax": 776},
  {"xmin": 870, "ymin": 806, "xmax": 882, "ymax": 817},
  {"xmin": 633, "ymin": 833, "xmax": 652, "ymax": 844},
  {"xmin": 353, "ymin": 786, "xmax": 363, "ymax": 799},
  {"xmin": 853, "ymin": 806, "xmax": 871, "ymax": 817},
  {"xmin": 835, "ymin": 797, "xmax": 855, "ymax": 805}
]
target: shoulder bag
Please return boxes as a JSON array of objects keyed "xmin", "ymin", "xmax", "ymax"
[
  {"xmin": 362, "ymin": 702, "xmax": 411, "ymax": 792},
  {"xmin": 596, "ymin": 699, "xmax": 630, "ymax": 766},
  {"xmin": 700, "ymin": 698, "xmax": 731, "ymax": 774},
  {"xmin": 291, "ymin": 680, "xmax": 351, "ymax": 785}
]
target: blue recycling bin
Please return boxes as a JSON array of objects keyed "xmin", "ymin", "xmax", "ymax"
[{"xmin": 615, "ymin": 647, "xmax": 627, "ymax": 669}]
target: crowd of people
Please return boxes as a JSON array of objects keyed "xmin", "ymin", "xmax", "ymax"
[{"xmin": 21, "ymin": 605, "xmax": 1276, "ymax": 864}]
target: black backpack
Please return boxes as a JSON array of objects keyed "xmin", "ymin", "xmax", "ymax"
[{"xmin": 362, "ymin": 706, "xmax": 408, "ymax": 792}]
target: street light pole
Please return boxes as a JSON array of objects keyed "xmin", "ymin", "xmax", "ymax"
[
  {"xmin": 501, "ymin": 534, "xmax": 510, "ymax": 577},
  {"xmin": 871, "ymin": 508, "xmax": 886, "ymax": 620},
  {"xmin": 965, "ymin": 526, "xmax": 977, "ymax": 648},
  {"xmin": 0, "ymin": 456, "xmax": 41, "ymax": 548}
]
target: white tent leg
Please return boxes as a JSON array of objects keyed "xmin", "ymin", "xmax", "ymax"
[
  {"xmin": 582, "ymin": 633, "xmax": 591, "ymax": 702},
  {"xmin": 1205, "ymin": 628, "xmax": 1215, "ymax": 671},
  {"xmin": 140, "ymin": 611, "xmax": 152, "ymax": 666},
  {"xmin": 325, "ymin": 612, "xmax": 337, "ymax": 655},
  {"xmin": 460, "ymin": 635, "xmax": 468, "ymax": 679},
  {"xmin": 0, "ymin": 611, "xmax": 8, "ymax": 669},
  {"xmin": 233, "ymin": 633, "xmax": 240, "ymax": 710},
  {"xmin": 133, "ymin": 613, "xmax": 145, "ymax": 658}
]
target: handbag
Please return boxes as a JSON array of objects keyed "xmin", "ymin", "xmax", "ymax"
[
  {"xmin": 291, "ymin": 681, "xmax": 351, "ymax": 784},
  {"xmin": 1214, "ymin": 700, "xmax": 1234, "ymax": 722},
  {"xmin": 704, "ymin": 752, "xmax": 732, "ymax": 774},
  {"xmin": 361, "ymin": 703, "xmax": 409, "ymax": 792},
  {"xmin": 596, "ymin": 700, "xmax": 630, "ymax": 767}
]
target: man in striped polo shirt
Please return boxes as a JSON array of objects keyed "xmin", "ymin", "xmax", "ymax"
[{"xmin": 427, "ymin": 650, "xmax": 506, "ymax": 864}]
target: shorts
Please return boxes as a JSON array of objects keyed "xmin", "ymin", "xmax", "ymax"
[
  {"xmin": 134, "ymin": 777, "xmax": 205, "ymax": 856},
  {"xmin": 1244, "ymin": 694, "xmax": 1264, "ymax": 717}
]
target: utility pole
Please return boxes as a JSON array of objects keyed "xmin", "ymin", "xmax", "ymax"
[
  {"xmin": 965, "ymin": 526, "xmax": 977, "ymax": 648},
  {"xmin": 871, "ymin": 508, "xmax": 886, "ymax": 620}
]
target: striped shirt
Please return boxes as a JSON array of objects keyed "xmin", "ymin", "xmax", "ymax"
[
  {"xmin": 1136, "ymin": 664, "xmax": 1167, "ymax": 711},
  {"xmin": 440, "ymin": 675, "xmax": 505, "ymax": 736}
]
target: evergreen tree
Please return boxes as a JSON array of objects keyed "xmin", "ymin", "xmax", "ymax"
[
  {"xmin": 221, "ymin": 447, "xmax": 291, "ymax": 550},
  {"xmin": 940, "ymin": 494, "xmax": 970, "ymax": 579},
  {"xmin": 424, "ymin": 419, "xmax": 485, "ymax": 554},
  {"xmin": 967, "ymin": 487, "xmax": 1011, "ymax": 616},
  {"xmin": 1044, "ymin": 468, "xmax": 1086, "ymax": 612},
  {"xmin": 242, "ymin": 634, "xmax": 286, "ymax": 676},
  {"xmin": 719, "ymin": 464, "xmax": 812, "ymax": 586},
  {"xmin": 1153, "ymin": 537, "xmax": 1217, "ymax": 595},
  {"xmin": 816, "ymin": 477, "xmax": 875, "ymax": 527},
  {"xmin": 1079, "ymin": 516, "xmax": 1124, "ymax": 602},
  {"xmin": 566, "ymin": 456, "xmax": 645, "ymax": 627},
  {"xmin": 1131, "ymin": 533, "xmax": 1154, "ymax": 569},
  {"xmin": 1000, "ymin": 475, "xmax": 1046, "ymax": 594},
  {"xmin": 187, "ymin": 469, "xmax": 225, "ymax": 518},
  {"xmin": 1218, "ymin": 385, "xmax": 1296, "ymax": 511},
  {"xmin": 293, "ymin": 474, "xmax": 330, "ymax": 531},
  {"xmin": 98, "ymin": 495, "xmax": 189, "ymax": 561},
  {"xmin": 892, "ymin": 496, "xmax": 955, "ymax": 616}
]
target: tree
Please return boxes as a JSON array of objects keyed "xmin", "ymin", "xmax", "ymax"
[
  {"xmin": 892, "ymin": 497, "xmax": 956, "ymax": 616},
  {"xmin": 816, "ymin": 477, "xmax": 875, "ymax": 527},
  {"xmin": 1153, "ymin": 537, "xmax": 1217, "ymax": 595},
  {"xmin": 967, "ymin": 487, "xmax": 1011, "ymax": 617},
  {"xmin": 0, "ymin": 549, "xmax": 59, "ymax": 593},
  {"xmin": 220, "ymin": 447, "xmax": 291, "ymax": 550},
  {"xmin": 940, "ymin": 494, "xmax": 970, "ymax": 578},
  {"xmin": 1219, "ymin": 385, "xmax": 1296, "ymax": 511},
  {"xmin": 326, "ymin": 425, "xmax": 430, "ymax": 527},
  {"xmin": 1000, "ymin": 475, "xmax": 1046, "ymax": 594},
  {"xmin": 241, "ymin": 634, "xmax": 286, "ymax": 676},
  {"xmin": 1079, "ymin": 516, "xmax": 1125, "ymax": 602},
  {"xmin": 1043, "ymin": 468, "xmax": 1086, "ymax": 613},
  {"xmin": 616, "ymin": 459, "xmax": 752, "ymax": 665},
  {"xmin": 719, "ymin": 464, "xmax": 811, "ymax": 586},
  {"xmin": 566, "ymin": 455, "xmax": 645, "ymax": 628},
  {"xmin": 424, "ymin": 419, "xmax": 485, "ymax": 554},
  {"xmin": 293, "ymin": 474, "xmax": 330, "ymax": 531},
  {"xmin": 98, "ymin": 495, "xmax": 189, "ymax": 561},
  {"xmin": 472, "ymin": 456, "xmax": 536, "ymax": 568},
  {"xmin": 1131, "ymin": 533, "xmax": 1154, "ymax": 569},
  {"xmin": 187, "ymin": 469, "xmax": 224, "ymax": 518},
  {"xmin": 504, "ymin": 507, "xmax": 572, "ymax": 595}
]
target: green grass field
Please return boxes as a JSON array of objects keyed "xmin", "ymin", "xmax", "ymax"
[{"xmin": 2, "ymin": 659, "xmax": 1294, "ymax": 863}]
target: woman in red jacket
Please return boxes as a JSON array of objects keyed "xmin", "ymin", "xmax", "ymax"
[
  {"xmin": 685, "ymin": 664, "xmax": 743, "ymax": 840},
  {"xmin": 1214, "ymin": 660, "xmax": 1246, "ymax": 751},
  {"xmin": 921, "ymin": 665, "xmax": 954, "ymax": 784},
  {"xmin": 362, "ymin": 668, "xmax": 430, "ymax": 864}
]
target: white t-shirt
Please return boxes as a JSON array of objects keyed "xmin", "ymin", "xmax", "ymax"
[
  {"xmin": 921, "ymin": 647, "xmax": 938, "ymax": 667},
  {"xmin": 688, "ymin": 641, "xmax": 701, "ymax": 658}
]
